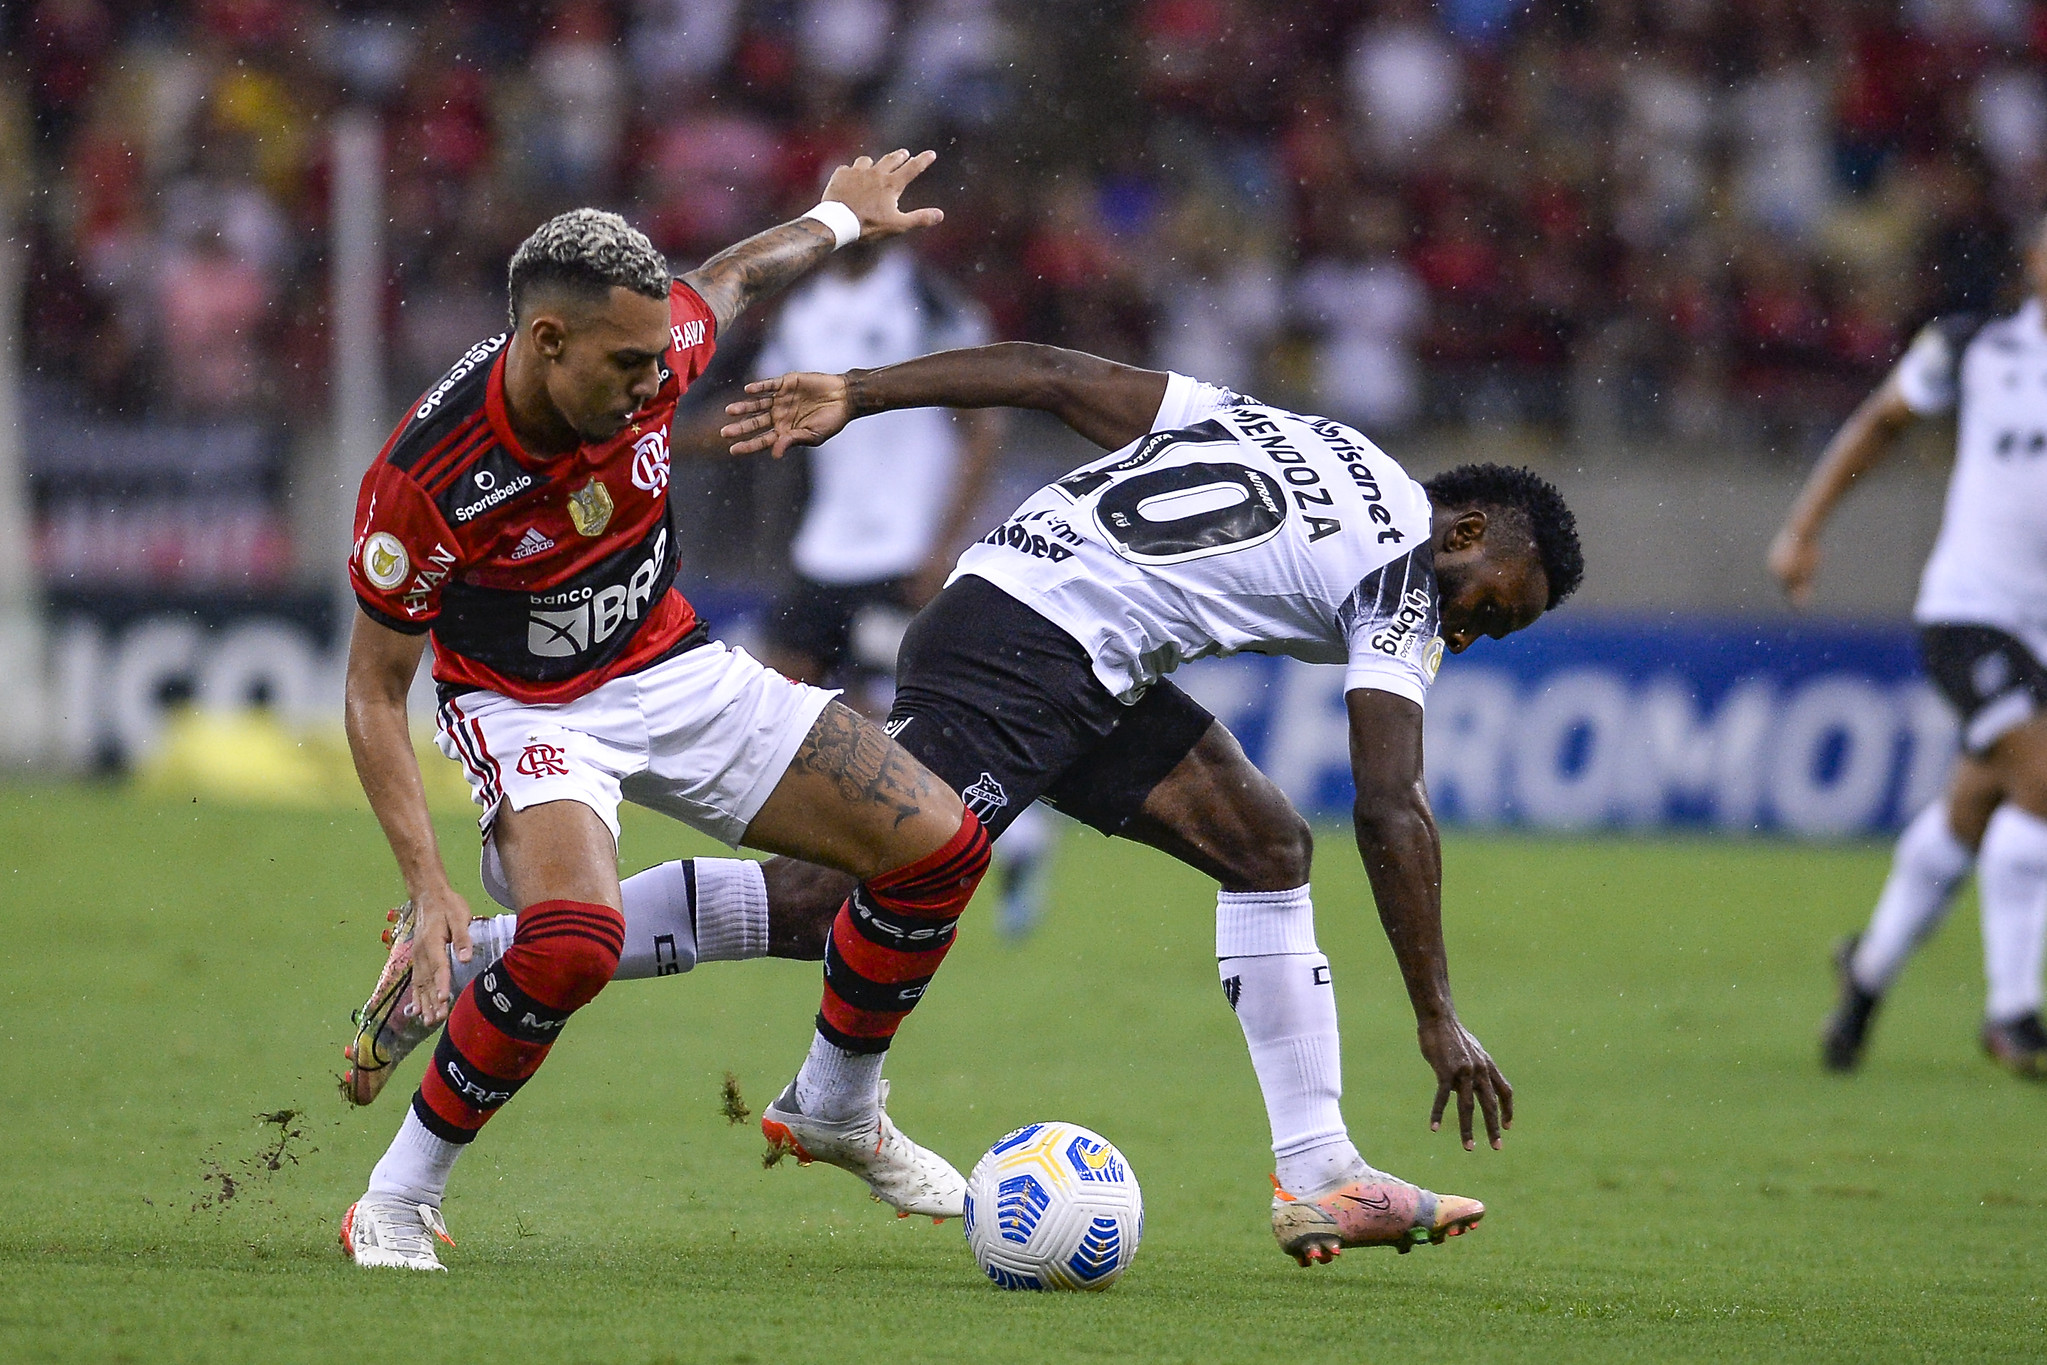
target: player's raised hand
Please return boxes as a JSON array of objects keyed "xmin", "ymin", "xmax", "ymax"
[
  {"xmin": 1768, "ymin": 524, "xmax": 1821, "ymax": 607},
  {"xmin": 1418, "ymin": 1015, "xmax": 1513, "ymax": 1151},
  {"xmin": 410, "ymin": 883, "xmax": 474, "ymax": 1027},
  {"xmin": 822, "ymin": 150, "xmax": 945, "ymax": 242},
  {"xmin": 723, "ymin": 372, "xmax": 855, "ymax": 459}
]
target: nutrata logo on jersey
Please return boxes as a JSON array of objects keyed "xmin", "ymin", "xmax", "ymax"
[
  {"xmin": 527, "ymin": 528, "xmax": 667, "ymax": 657},
  {"xmin": 672, "ymin": 319, "xmax": 707, "ymax": 352},
  {"xmin": 630, "ymin": 429, "xmax": 670, "ymax": 494}
]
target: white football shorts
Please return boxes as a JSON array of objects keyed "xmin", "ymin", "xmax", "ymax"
[{"xmin": 435, "ymin": 640, "xmax": 836, "ymax": 878}]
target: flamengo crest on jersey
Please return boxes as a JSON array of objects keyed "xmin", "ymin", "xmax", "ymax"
[
  {"xmin": 1897, "ymin": 300, "xmax": 2047, "ymax": 647},
  {"xmin": 951, "ymin": 373, "xmax": 1443, "ymax": 708}
]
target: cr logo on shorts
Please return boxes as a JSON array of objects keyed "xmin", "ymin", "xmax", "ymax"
[
  {"xmin": 630, "ymin": 428, "xmax": 671, "ymax": 494},
  {"xmin": 516, "ymin": 742, "xmax": 569, "ymax": 778}
]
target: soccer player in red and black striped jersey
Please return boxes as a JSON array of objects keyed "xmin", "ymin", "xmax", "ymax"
[{"xmin": 338, "ymin": 151, "xmax": 994, "ymax": 1271}]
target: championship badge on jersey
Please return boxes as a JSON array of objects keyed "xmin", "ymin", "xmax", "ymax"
[{"xmin": 568, "ymin": 478, "xmax": 614, "ymax": 537}]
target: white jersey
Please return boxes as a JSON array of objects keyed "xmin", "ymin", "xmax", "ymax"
[
  {"xmin": 757, "ymin": 249, "xmax": 990, "ymax": 584},
  {"xmin": 951, "ymin": 373, "xmax": 1444, "ymax": 706},
  {"xmin": 1898, "ymin": 299, "xmax": 2047, "ymax": 650}
]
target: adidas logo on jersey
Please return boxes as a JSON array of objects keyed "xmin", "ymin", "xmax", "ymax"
[{"xmin": 509, "ymin": 527, "xmax": 555, "ymax": 560}]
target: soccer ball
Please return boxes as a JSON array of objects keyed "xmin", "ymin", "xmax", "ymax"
[{"xmin": 962, "ymin": 1122, "xmax": 1143, "ymax": 1291}]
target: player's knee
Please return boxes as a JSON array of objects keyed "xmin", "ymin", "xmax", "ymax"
[
  {"xmin": 505, "ymin": 899, "xmax": 624, "ymax": 1014},
  {"xmin": 1226, "ymin": 812, "xmax": 1313, "ymax": 892}
]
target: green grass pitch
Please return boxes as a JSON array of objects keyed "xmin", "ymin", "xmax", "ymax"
[{"xmin": 2, "ymin": 784, "xmax": 2042, "ymax": 1363}]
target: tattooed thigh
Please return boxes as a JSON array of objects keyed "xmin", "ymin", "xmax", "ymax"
[{"xmin": 786, "ymin": 701, "xmax": 943, "ymax": 822}]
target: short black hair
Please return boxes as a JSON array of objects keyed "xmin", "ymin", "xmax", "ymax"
[
  {"xmin": 507, "ymin": 208, "xmax": 670, "ymax": 328},
  {"xmin": 1423, "ymin": 463, "xmax": 1584, "ymax": 609}
]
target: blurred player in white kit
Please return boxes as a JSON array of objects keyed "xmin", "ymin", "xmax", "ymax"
[
  {"xmin": 1772, "ymin": 216, "xmax": 2047, "ymax": 1077},
  {"xmin": 753, "ymin": 235, "xmax": 1057, "ymax": 936}
]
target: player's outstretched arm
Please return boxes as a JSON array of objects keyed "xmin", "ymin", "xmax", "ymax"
[
  {"xmin": 680, "ymin": 150, "xmax": 944, "ymax": 334},
  {"xmin": 1346, "ymin": 687, "xmax": 1512, "ymax": 1151},
  {"xmin": 1768, "ymin": 375, "xmax": 1917, "ymax": 606},
  {"xmin": 722, "ymin": 342, "xmax": 1173, "ymax": 457},
  {"xmin": 344, "ymin": 610, "xmax": 473, "ymax": 1026}
]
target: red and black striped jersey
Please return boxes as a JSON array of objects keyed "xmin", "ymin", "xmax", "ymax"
[{"xmin": 349, "ymin": 280, "xmax": 718, "ymax": 704}]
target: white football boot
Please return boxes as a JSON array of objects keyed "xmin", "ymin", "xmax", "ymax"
[
  {"xmin": 339, "ymin": 1195, "xmax": 454, "ymax": 1270},
  {"xmin": 760, "ymin": 1080, "xmax": 966, "ymax": 1221}
]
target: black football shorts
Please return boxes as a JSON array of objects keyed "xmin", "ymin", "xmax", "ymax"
[
  {"xmin": 884, "ymin": 575, "xmax": 1216, "ymax": 840},
  {"xmin": 763, "ymin": 573, "xmax": 914, "ymax": 676},
  {"xmin": 1919, "ymin": 623, "xmax": 2047, "ymax": 756}
]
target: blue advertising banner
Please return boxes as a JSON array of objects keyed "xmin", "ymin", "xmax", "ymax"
[{"xmin": 1174, "ymin": 615, "xmax": 1955, "ymax": 837}]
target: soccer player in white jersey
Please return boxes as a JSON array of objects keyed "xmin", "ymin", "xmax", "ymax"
[
  {"xmin": 1771, "ymin": 216, "xmax": 2047, "ymax": 1078},
  {"xmin": 752, "ymin": 243, "xmax": 1057, "ymax": 936},
  {"xmin": 349, "ymin": 340, "xmax": 1584, "ymax": 1265},
  {"xmin": 715, "ymin": 341, "xmax": 1584, "ymax": 1262}
]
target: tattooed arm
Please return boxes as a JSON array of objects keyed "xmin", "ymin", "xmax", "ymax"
[{"xmin": 679, "ymin": 149, "xmax": 945, "ymax": 334}]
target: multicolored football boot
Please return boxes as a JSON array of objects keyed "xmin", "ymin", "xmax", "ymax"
[
  {"xmin": 339, "ymin": 902, "xmax": 436, "ymax": 1106},
  {"xmin": 1270, "ymin": 1172, "xmax": 1485, "ymax": 1265}
]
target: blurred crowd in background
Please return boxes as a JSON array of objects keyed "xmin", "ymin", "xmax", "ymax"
[{"xmin": 9, "ymin": 0, "xmax": 2047, "ymax": 590}]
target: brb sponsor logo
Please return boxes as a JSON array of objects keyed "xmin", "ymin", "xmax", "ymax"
[
  {"xmin": 526, "ymin": 528, "xmax": 667, "ymax": 658},
  {"xmin": 630, "ymin": 428, "xmax": 670, "ymax": 494},
  {"xmin": 516, "ymin": 742, "xmax": 569, "ymax": 777}
]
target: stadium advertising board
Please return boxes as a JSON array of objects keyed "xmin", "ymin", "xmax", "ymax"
[{"xmin": 1176, "ymin": 615, "xmax": 1953, "ymax": 838}]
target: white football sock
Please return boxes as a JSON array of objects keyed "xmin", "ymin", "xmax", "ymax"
[
  {"xmin": 1217, "ymin": 886, "xmax": 1368, "ymax": 1198},
  {"xmin": 450, "ymin": 914, "xmax": 516, "ymax": 996},
  {"xmin": 1979, "ymin": 805, "xmax": 2047, "ymax": 1023},
  {"xmin": 366, "ymin": 1108, "xmax": 464, "ymax": 1206},
  {"xmin": 1850, "ymin": 799, "xmax": 1975, "ymax": 994},
  {"xmin": 448, "ymin": 858, "xmax": 769, "ymax": 991},
  {"xmin": 793, "ymin": 1032, "xmax": 883, "ymax": 1121}
]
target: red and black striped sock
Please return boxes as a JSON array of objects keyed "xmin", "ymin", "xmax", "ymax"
[
  {"xmin": 411, "ymin": 897, "xmax": 624, "ymax": 1143},
  {"xmin": 815, "ymin": 809, "xmax": 992, "ymax": 1055}
]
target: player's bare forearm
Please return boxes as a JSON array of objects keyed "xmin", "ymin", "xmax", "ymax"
[
  {"xmin": 1354, "ymin": 791, "xmax": 1454, "ymax": 1022},
  {"xmin": 1780, "ymin": 379, "xmax": 1917, "ymax": 541},
  {"xmin": 846, "ymin": 343, "xmax": 1170, "ymax": 450},
  {"xmin": 680, "ymin": 149, "xmax": 946, "ymax": 334},
  {"xmin": 343, "ymin": 611, "xmax": 451, "ymax": 900},
  {"xmin": 680, "ymin": 219, "xmax": 837, "ymax": 336},
  {"xmin": 1349, "ymin": 692, "xmax": 1511, "ymax": 1146},
  {"xmin": 1770, "ymin": 378, "xmax": 1917, "ymax": 603},
  {"xmin": 1346, "ymin": 689, "xmax": 1453, "ymax": 1022}
]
